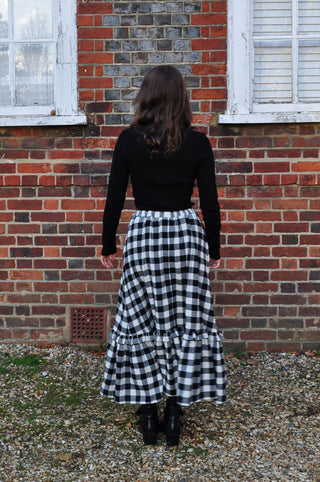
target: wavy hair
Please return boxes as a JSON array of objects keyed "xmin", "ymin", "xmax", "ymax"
[{"xmin": 131, "ymin": 65, "xmax": 193, "ymax": 155}]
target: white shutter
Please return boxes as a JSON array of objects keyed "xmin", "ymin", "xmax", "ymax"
[
  {"xmin": 253, "ymin": 42, "xmax": 292, "ymax": 103},
  {"xmin": 253, "ymin": 1, "xmax": 292, "ymax": 35},
  {"xmin": 252, "ymin": 1, "xmax": 293, "ymax": 103},
  {"xmin": 298, "ymin": 2, "xmax": 320, "ymax": 102},
  {"xmin": 298, "ymin": 0, "xmax": 320, "ymax": 33},
  {"xmin": 298, "ymin": 41, "xmax": 320, "ymax": 102},
  {"xmin": 220, "ymin": 0, "xmax": 320, "ymax": 123},
  {"xmin": 252, "ymin": 0, "xmax": 320, "ymax": 105}
]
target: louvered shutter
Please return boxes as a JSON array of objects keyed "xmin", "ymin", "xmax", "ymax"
[
  {"xmin": 298, "ymin": 0, "xmax": 320, "ymax": 102},
  {"xmin": 252, "ymin": 0, "xmax": 320, "ymax": 105}
]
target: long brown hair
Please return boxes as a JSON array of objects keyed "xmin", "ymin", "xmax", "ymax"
[{"xmin": 131, "ymin": 65, "xmax": 193, "ymax": 155}]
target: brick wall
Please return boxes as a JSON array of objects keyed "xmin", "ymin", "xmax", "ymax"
[{"xmin": 0, "ymin": 0, "xmax": 319, "ymax": 353}]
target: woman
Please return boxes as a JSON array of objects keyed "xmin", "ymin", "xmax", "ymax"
[{"xmin": 100, "ymin": 65, "xmax": 226, "ymax": 447}]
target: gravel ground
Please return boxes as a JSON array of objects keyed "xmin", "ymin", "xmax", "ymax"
[{"xmin": 0, "ymin": 343, "xmax": 319, "ymax": 482}]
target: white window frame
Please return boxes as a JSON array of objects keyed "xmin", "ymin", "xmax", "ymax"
[
  {"xmin": 219, "ymin": 0, "xmax": 320, "ymax": 124},
  {"xmin": 0, "ymin": 0, "xmax": 86, "ymax": 126}
]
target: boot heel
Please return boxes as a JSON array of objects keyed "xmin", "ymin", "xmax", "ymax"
[
  {"xmin": 164, "ymin": 429, "xmax": 180, "ymax": 447},
  {"xmin": 161, "ymin": 399, "xmax": 183, "ymax": 447},
  {"xmin": 137, "ymin": 404, "xmax": 159, "ymax": 446},
  {"xmin": 142, "ymin": 431, "xmax": 157, "ymax": 445}
]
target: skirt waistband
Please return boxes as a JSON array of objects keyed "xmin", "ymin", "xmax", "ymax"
[{"xmin": 133, "ymin": 208, "xmax": 197, "ymax": 220}]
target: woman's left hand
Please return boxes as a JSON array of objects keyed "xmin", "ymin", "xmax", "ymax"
[
  {"xmin": 101, "ymin": 254, "xmax": 115, "ymax": 269},
  {"xmin": 209, "ymin": 259, "xmax": 220, "ymax": 269}
]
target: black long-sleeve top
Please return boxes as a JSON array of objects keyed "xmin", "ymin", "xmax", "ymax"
[{"xmin": 102, "ymin": 127, "xmax": 221, "ymax": 259}]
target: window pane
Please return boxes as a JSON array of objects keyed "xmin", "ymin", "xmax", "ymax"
[
  {"xmin": 13, "ymin": 0, "xmax": 52, "ymax": 40},
  {"xmin": 253, "ymin": 42, "xmax": 292, "ymax": 103},
  {"xmin": 0, "ymin": 0, "xmax": 9, "ymax": 38},
  {"xmin": 0, "ymin": 43, "xmax": 9, "ymax": 104},
  {"xmin": 15, "ymin": 43, "xmax": 54, "ymax": 105},
  {"xmin": 298, "ymin": 0, "xmax": 320, "ymax": 33},
  {"xmin": 253, "ymin": 0, "xmax": 292, "ymax": 36},
  {"xmin": 299, "ymin": 40, "xmax": 320, "ymax": 102}
]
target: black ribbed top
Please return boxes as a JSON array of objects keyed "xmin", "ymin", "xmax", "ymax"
[{"xmin": 102, "ymin": 127, "xmax": 221, "ymax": 259}]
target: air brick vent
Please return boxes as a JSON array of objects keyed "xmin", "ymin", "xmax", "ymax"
[{"xmin": 70, "ymin": 307, "xmax": 107, "ymax": 344}]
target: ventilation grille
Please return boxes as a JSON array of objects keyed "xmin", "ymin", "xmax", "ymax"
[{"xmin": 70, "ymin": 307, "xmax": 107, "ymax": 344}]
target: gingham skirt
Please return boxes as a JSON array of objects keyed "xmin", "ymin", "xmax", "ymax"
[{"xmin": 101, "ymin": 209, "xmax": 226, "ymax": 406}]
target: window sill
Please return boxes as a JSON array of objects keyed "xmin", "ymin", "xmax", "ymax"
[
  {"xmin": 0, "ymin": 114, "xmax": 88, "ymax": 127},
  {"xmin": 219, "ymin": 112, "xmax": 320, "ymax": 124}
]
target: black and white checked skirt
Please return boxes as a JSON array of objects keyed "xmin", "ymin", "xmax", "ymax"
[{"xmin": 101, "ymin": 209, "xmax": 226, "ymax": 406}]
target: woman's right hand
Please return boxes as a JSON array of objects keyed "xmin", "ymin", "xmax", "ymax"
[
  {"xmin": 101, "ymin": 254, "xmax": 115, "ymax": 269},
  {"xmin": 209, "ymin": 259, "xmax": 220, "ymax": 269}
]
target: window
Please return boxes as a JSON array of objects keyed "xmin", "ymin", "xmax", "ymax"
[
  {"xmin": 0, "ymin": 0, "xmax": 86, "ymax": 126},
  {"xmin": 219, "ymin": 0, "xmax": 320, "ymax": 123}
]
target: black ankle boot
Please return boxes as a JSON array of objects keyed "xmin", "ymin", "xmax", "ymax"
[
  {"xmin": 161, "ymin": 397, "xmax": 183, "ymax": 447},
  {"xmin": 137, "ymin": 403, "xmax": 159, "ymax": 445}
]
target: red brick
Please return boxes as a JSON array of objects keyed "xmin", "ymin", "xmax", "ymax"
[
  {"xmin": 8, "ymin": 225, "xmax": 39, "ymax": 234},
  {"xmin": 272, "ymin": 247, "xmax": 307, "ymax": 257},
  {"xmin": 241, "ymin": 330, "xmax": 276, "ymax": 341},
  {"xmin": 300, "ymin": 235, "xmax": 320, "ymax": 245},
  {"xmin": 78, "ymin": 52, "xmax": 113, "ymax": 65},
  {"xmin": 31, "ymin": 212, "xmax": 65, "ymax": 223},
  {"xmin": 245, "ymin": 235, "xmax": 280, "ymax": 246},
  {"xmin": 292, "ymin": 161, "xmax": 320, "ymax": 172},
  {"xmin": 4, "ymin": 175, "xmax": 20, "ymax": 186},
  {"xmin": 299, "ymin": 306, "xmax": 320, "ymax": 317},
  {"xmin": 21, "ymin": 175, "xmax": 38, "ymax": 186},
  {"xmin": 30, "ymin": 329, "xmax": 65, "ymax": 341},
  {"xmin": 281, "ymin": 259, "xmax": 298, "ymax": 269},
  {"xmin": 53, "ymin": 164, "xmax": 80, "ymax": 174},
  {"xmin": 299, "ymin": 174, "xmax": 317, "ymax": 185},
  {"xmin": 237, "ymin": 137, "xmax": 272, "ymax": 149},
  {"xmin": 192, "ymin": 64, "xmax": 226, "ymax": 76},
  {"xmin": 281, "ymin": 174, "xmax": 298, "ymax": 185},
  {"xmin": 274, "ymin": 223, "xmax": 309, "ymax": 233},
  {"xmin": 301, "ymin": 186, "xmax": 320, "ymax": 197},
  {"xmin": 254, "ymin": 161, "xmax": 290, "ymax": 173},
  {"xmin": 303, "ymin": 149, "xmax": 318, "ymax": 158},
  {"xmin": 77, "ymin": 15, "xmax": 94, "ymax": 26},
  {"xmin": 248, "ymin": 186, "xmax": 283, "ymax": 198},
  {"xmin": 271, "ymin": 271, "xmax": 308, "ymax": 281},
  {"xmin": 215, "ymin": 294, "xmax": 251, "ymax": 305},
  {"xmin": 7, "ymin": 200, "xmax": 43, "ymax": 210},
  {"xmin": 192, "ymin": 14, "xmax": 227, "ymax": 25},
  {"xmin": 30, "ymin": 151, "xmax": 46, "ymax": 160},
  {"xmin": 266, "ymin": 343, "xmax": 301, "ymax": 353},
  {"xmin": 210, "ymin": 1, "xmax": 227, "ymax": 12},
  {"xmin": 192, "ymin": 88, "xmax": 226, "ymax": 100},
  {"xmin": 49, "ymin": 150, "xmax": 83, "ymax": 160},
  {"xmin": 79, "ymin": 90, "xmax": 95, "ymax": 101},
  {"xmin": 61, "ymin": 199, "xmax": 95, "ymax": 210},
  {"xmin": 77, "ymin": 3, "xmax": 112, "ymax": 14},
  {"xmin": 272, "ymin": 199, "xmax": 308, "ymax": 210},
  {"xmin": 299, "ymin": 282, "xmax": 320, "ymax": 293},
  {"xmin": 17, "ymin": 163, "xmax": 51, "ymax": 173},
  {"xmin": 81, "ymin": 78, "xmax": 114, "ymax": 90},
  {"xmin": 0, "ymin": 164, "xmax": 15, "ymax": 174},
  {"xmin": 60, "ymin": 294, "xmax": 95, "ymax": 304},
  {"xmin": 219, "ymin": 318, "xmax": 249, "ymax": 329},
  {"xmin": 1, "ymin": 150, "xmax": 28, "ymax": 159},
  {"xmin": 267, "ymin": 149, "xmax": 301, "ymax": 158},
  {"xmin": 32, "ymin": 306, "xmax": 65, "ymax": 315},
  {"xmin": 292, "ymin": 137, "xmax": 320, "ymax": 147},
  {"xmin": 0, "ymin": 187, "xmax": 20, "ymax": 197},
  {"xmin": 78, "ymin": 27, "xmax": 112, "ymax": 39},
  {"xmin": 94, "ymin": 15, "xmax": 103, "ymax": 27},
  {"xmin": 263, "ymin": 174, "xmax": 280, "ymax": 185}
]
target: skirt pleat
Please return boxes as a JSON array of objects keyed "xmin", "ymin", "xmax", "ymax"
[{"xmin": 101, "ymin": 209, "xmax": 227, "ymax": 406}]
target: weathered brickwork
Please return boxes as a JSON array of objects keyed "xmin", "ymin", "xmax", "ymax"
[{"xmin": 0, "ymin": 1, "xmax": 319, "ymax": 352}]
